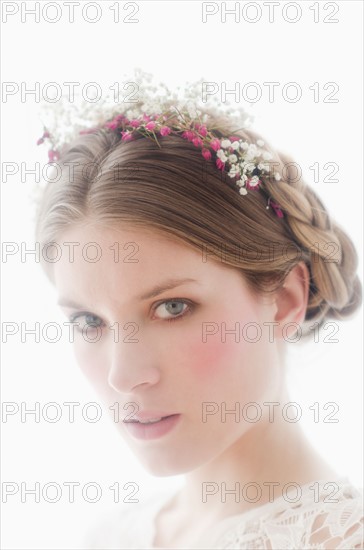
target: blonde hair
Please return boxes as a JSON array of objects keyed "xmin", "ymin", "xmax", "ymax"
[{"xmin": 35, "ymin": 109, "xmax": 362, "ymax": 338}]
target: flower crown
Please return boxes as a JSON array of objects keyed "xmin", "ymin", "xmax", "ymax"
[{"xmin": 36, "ymin": 71, "xmax": 284, "ymax": 218}]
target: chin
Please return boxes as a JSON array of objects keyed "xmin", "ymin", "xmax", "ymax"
[{"xmin": 140, "ymin": 457, "xmax": 199, "ymax": 477}]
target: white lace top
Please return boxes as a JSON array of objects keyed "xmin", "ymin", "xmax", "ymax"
[{"xmin": 82, "ymin": 477, "xmax": 363, "ymax": 549}]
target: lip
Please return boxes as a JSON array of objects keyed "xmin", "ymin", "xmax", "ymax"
[
  {"xmin": 123, "ymin": 413, "xmax": 181, "ymax": 440},
  {"xmin": 124, "ymin": 411, "xmax": 178, "ymax": 423}
]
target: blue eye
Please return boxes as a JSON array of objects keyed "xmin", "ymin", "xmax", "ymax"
[
  {"xmin": 67, "ymin": 299, "xmax": 193, "ymax": 332},
  {"xmin": 69, "ymin": 312, "xmax": 104, "ymax": 331},
  {"xmin": 154, "ymin": 299, "xmax": 192, "ymax": 322}
]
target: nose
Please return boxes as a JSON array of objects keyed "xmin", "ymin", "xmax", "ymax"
[{"xmin": 107, "ymin": 333, "xmax": 161, "ymax": 393}]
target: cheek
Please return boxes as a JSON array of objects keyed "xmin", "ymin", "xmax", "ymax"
[
  {"xmin": 72, "ymin": 339, "xmax": 109, "ymax": 387},
  {"xmin": 182, "ymin": 333, "xmax": 244, "ymax": 382},
  {"xmin": 179, "ymin": 324, "xmax": 274, "ymax": 405},
  {"xmin": 183, "ymin": 333, "xmax": 252, "ymax": 401}
]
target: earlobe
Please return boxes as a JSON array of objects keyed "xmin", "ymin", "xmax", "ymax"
[{"xmin": 273, "ymin": 261, "xmax": 310, "ymax": 340}]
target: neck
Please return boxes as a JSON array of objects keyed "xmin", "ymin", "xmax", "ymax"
[{"xmin": 173, "ymin": 389, "xmax": 338, "ymax": 520}]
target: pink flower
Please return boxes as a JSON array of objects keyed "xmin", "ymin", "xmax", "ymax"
[
  {"xmin": 142, "ymin": 114, "xmax": 151, "ymax": 122},
  {"xmin": 130, "ymin": 119, "xmax": 141, "ymax": 128},
  {"xmin": 121, "ymin": 131, "xmax": 133, "ymax": 141},
  {"xmin": 37, "ymin": 130, "xmax": 51, "ymax": 145},
  {"xmin": 246, "ymin": 177, "xmax": 262, "ymax": 190},
  {"xmin": 199, "ymin": 125, "xmax": 208, "ymax": 137},
  {"xmin": 145, "ymin": 121, "xmax": 156, "ymax": 131},
  {"xmin": 105, "ymin": 120, "xmax": 119, "ymax": 130},
  {"xmin": 160, "ymin": 126, "xmax": 171, "ymax": 136},
  {"xmin": 202, "ymin": 148, "xmax": 212, "ymax": 160},
  {"xmin": 210, "ymin": 138, "xmax": 221, "ymax": 151},
  {"xmin": 270, "ymin": 200, "xmax": 284, "ymax": 218},
  {"xmin": 192, "ymin": 137, "xmax": 203, "ymax": 148},
  {"xmin": 105, "ymin": 114, "xmax": 125, "ymax": 130},
  {"xmin": 48, "ymin": 149, "xmax": 60, "ymax": 162},
  {"xmin": 216, "ymin": 159, "xmax": 225, "ymax": 171},
  {"xmin": 182, "ymin": 130, "xmax": 195, "ymax": 141}
]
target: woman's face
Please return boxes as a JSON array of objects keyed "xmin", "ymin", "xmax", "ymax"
[{"xmin": 53, "ymin": 223, "xmax": 283, "ymax": 475}]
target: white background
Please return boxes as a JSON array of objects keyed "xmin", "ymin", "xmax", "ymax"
[{"xmin": 1, "ymin": 1, "xmax": 363, "ymax": 548}]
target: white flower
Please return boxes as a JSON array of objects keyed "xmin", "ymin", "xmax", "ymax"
[
  {"xmin": 241, "ymin": 161, "xmax": 255, "ymax": 174},
  {"xmin": 228, "ymin": 165, "xmax": 240, "ymax": 178},
  {"xmin": 274, "ymin": 172, "xmax": 282, "ymax": 181},
  {"xmin": 239, "ymin": 187, "xmax": 248, "ymax": 195},
  {"xmin": 262, "ymin": 151, "xmax": 273, "ymax": 161},
  {"xmin": 231, "ymin": 141, "xmax": 240, "ymax": 150},
  {"xmin": 221, "ymin": 139, "xmax": 232, "ymax": 148},
  {"xmin": 256, "ymin": 139, "xmax": 265, "ymax": 147},
  {"xmin": 125, "ymin": 108, "xmax": 140, "ymax": 119},
  {"xmin": 245, "ymin": 144, "xmax": 258, "ymax": 160},
  {"xmin": 216, "ymin": 149, "xmax": 228, "ymax": 162},
  {"xmin": 248, "ymin": 175, "xmax": 260, "ymax": 187},
  {"xmin": 228, "ymin": 154, "xmax": 238, "ymax": 163},
  {"xmin": 240, "ymin": 141, "xmax": 249, "ymax": 150},
  {"xmin": 142, "ymin": 101, "xmax": 160, "ymax": 114},
  {"xmin": 258, "ymin": 163, "xmax": 270, "ymax": 172},
  {"xmin": 236, "ymin": 174, "xmax": 248, "ymax": 185}
]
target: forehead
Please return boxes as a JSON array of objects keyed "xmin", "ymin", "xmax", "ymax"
[
  {"xmin": 54, "ymin": 222, "xmax": 203, "ymax": 272},
  {"xmin": 52, "ymin": 223, "xmax": 250, "ymax": 305}
]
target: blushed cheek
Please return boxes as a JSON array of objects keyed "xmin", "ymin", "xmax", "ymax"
[
  {"xmin": 183, "ymin": 335, "xmax": 242, "ymax": 380},
  {"xmin": 180, "ymin": 329, "xmax": 268, "ymax": 404},
  {"xmin": 182, "ymin": 304, "xmax": 263, "ymax": 380}
]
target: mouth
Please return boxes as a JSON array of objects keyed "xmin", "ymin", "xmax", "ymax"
[
  {"xmin": 124, "ymin": 414, "xmax": 175, "ymax": 424},
  {"xmin": 123, "ymin": 413, "xmax": 181, "ymax": 440}
]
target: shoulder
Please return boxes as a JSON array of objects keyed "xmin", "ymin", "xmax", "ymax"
[
  {"xmin": 300, "ymin": 480, "xmax": 364, "ymax": 549},
  {"xmin": 214, "ymin": 479, "xmax": 363, "ymax": 550}
]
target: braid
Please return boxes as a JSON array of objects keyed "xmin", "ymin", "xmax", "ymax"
[{"xmin": 264, "ymin": 150, "xmax": 362, "ymax": 330}]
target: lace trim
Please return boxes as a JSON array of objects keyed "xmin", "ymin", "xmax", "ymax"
[
  {"xmin": 82, "ymin": 479, "xmax": 363, "ymax": 549},
  {"xmin": 210, "ymin": 480, "xmax": 363, "ymax": 550}
]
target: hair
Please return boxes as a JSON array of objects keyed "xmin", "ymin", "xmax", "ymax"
[{"xmin": 34, "ymin": 108, "xmax": 362, "ymax": 339}]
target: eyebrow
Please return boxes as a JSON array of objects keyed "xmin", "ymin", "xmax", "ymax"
[{"xmin": 57, "ymin": 277, "xmax": 200, "ymax": 309}]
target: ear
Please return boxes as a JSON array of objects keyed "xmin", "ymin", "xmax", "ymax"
[{"xmin": 273, "ymin": 261, "xmax": 310, "ymax": 340}]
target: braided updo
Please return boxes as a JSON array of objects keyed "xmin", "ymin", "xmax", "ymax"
[{"xmin": 35, "ymin": 107, "xmax": 362, "ymax": 339}]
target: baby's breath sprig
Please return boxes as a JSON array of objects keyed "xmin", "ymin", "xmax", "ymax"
[{"xmin": 36, "ymin": 69, "xmax": 284, "ymax": 218}]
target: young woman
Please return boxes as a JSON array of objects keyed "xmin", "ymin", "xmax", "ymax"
[{"xmin": 35, "ymin": 83, "xmax": 363, "ymax": 549}]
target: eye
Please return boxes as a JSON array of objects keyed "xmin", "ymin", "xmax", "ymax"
[
  {"xmin": 68, "ymin": 312, "xmax": 104, "ymax": 332},
  {"xmin": 153, "ymin": 299, "xmax": 193, "ymax": 322}
]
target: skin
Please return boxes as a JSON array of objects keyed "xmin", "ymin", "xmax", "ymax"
[{"xmin": 53, "ymin": 222, "xmax": 337, "ymax": 548}]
